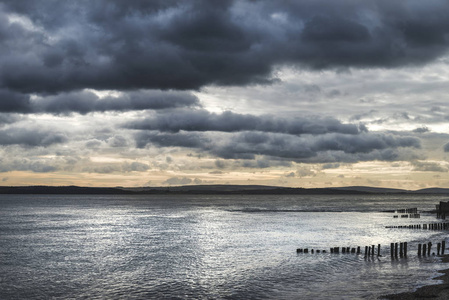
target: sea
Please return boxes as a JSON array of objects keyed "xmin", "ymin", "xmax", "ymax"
[{"xmin": 1, "ymin": 194, "xmax": 448, "ymax": 299}]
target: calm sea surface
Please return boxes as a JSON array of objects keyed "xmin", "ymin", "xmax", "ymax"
[{"xmin": 1, "ymin": 194, "xmax": 448, "ymax": 299}]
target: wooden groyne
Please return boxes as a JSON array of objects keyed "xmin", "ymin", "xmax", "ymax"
[
  {"xmin": 296, "ymin": 240, "xmax": 446, "ymax": 258},
  {"xmin": 385, "ymin": 222, "xmax": 449, "ymax": 230},
  {"xmin": 392, "ymin": 207, "xmax": 420, "ymax": 218}
]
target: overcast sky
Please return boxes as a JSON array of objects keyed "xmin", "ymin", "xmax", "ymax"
[{"xmin": 1, "ymin": 0, "xmax": 449, "ymax": 189}]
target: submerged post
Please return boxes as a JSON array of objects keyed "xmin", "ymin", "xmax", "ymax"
[
  {"xmin": 399, "ymin": 243, "xmax": 403, "ymax": 257},
  {"xmin": 428, "ymin": 242, "xmax": 432, "ymax": 256},
  {"xmin": 390, "ymin": 243, "xmax": 394, "ymax": 257},
  {"xmin": 423, "ymin": 244, "xmax": 427, "ymax": 256},
  {"xmin": 443, "ymin": 241, "xmax": 446, "ymax": 255},
  {"xmin": 371, "ymin": 245, "xmax": 375, "ymax": 256},
  {"xmin": 404, "ymin": 242, "xmax": 407, "ymax": 257},
  {"xmin": 357, "ymin": 246, "xmax": 361, "ymax": 254},
  {"xmin": 418, "ymin": 243, "xmax": 422, "ymax": 256},
  {"xmin": 377, "ymin": 244, "xmax": 381, "ymax": 256},
  {"xmin": 437, "ymin": 243, "xmax": 441, "ymax": 255},
  {"xmin": 394, "ymin": 243, "xmax": 398, "ymax": 257}
]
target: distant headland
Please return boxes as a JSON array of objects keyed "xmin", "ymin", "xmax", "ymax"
[{"xmin": 0, "ymin": 185, "xmax": 449, "ymax": 195}]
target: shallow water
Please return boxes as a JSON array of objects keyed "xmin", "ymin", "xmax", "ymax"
[{"xmin": 0, "ymin": 194, "xmax": 448, "ymax": 299}]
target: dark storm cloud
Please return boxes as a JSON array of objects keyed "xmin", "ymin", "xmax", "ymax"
[
  {"xmin": 126, "ymin": 110, "xmax": 365, "ymax": 135},
  {"xmin": 134, "ymin": 131, "xmax": 209, "ymax": 149},
  {"xmin": 134, "ymin": 130, "xmax": 421, "ymax": 163},
  {"xmin": 0, "ymin": 127, "xmax": 67, "ymax": 146},
  {"xmin": 1, "ymin": 0, "xmax": 449, "ymax": 94},
  {"xmin": 0, "ymin": 90, "xmax": 200, "ymax": 114}
]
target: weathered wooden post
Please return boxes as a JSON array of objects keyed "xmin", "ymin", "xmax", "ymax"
[
  {"xmin": 351, "ymin": 248, "xmax": 356, "ymax": 253},
  {"xmin": 437, "ymin": 243, "xmax": 441, "ymax": 255},
  {"xmin": 377, "ymin": 244, "xmax": 381, "ymax": 256},
  {"xmin": 399, "ymin": 243, "xmax": 403, "ymax": 257},
  {"xmin": 342, "ymin": 247, "xmax": 346, "ymax": 253},
  {"xmin": 418, "ymin": 243, "xmax": 422, "ymax": 256},
  {"xmin": 297, "ymin": 248, "xmax": 303, "ymax": 253},
  {"xmin": 357, "ymin": 246, "xmax": 361, "ymax": 254},
  {"xmin": 390, "ymin": 243, "xmax": 394, "ymax": 257},
  {"xmin": 330, "ymin": 248, "xmax": 334, "ymax": 253},
  {"xmin": 442, "ymin": 241, "xmax": 446, "ymax": 254},
  {"xmin": 311, "ymin": 249, "xmax": 314, "ymax": 254},
  {"xmin": 371, "ymin": 245, "xmax": 375, "ymax": 256},
  {"xmin": 346, "ymin": 247, "xmax": 350, "ymax": 253},
  {"xmin": 394, "ymin": 242, "xmax": 398, "ymax": 257},
  {"xmin": 428, "ymin": 242, "xmax": 432, "ymax": 256},
  {"xmin": 334, "ymin": 247, "xmax": 339, "ymax": 253},
  {"xmin": 365, "ymin": 246, "xmax": 368, "ymax": 257},
  {"xmin": 304, "ymin": 248, "xmax": 309, "ymax": 253},
  {"xmin": 423, "ymin": 244, "xmax": 427, "ymax": 255},
  {"xmin": 404, "ymin": 242, "xmax": 407, "ymax": 257}
]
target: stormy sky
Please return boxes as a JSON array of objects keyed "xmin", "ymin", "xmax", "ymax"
[{"xmin": 1, "ymin": 0, "xmax": 449, "ymax": 188}]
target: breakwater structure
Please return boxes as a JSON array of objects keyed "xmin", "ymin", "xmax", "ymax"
[
  {"xmin": 296, "ymin": 203, "xmax": 449, "ymax": 258},
  {"xmin": 296, "ymin": 240, "xmax": 446, "ymax": 257}
]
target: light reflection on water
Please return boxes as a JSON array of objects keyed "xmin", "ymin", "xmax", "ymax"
[{"xmin": 0, "ymin": 194, "xmax": 448, "ymax": 299}]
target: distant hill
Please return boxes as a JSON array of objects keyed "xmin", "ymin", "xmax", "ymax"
[
  {"xmin": 1, "ymin": 185, "xmax": 449, "ymax": 195},
  {"xmin": 333, "ymin": 186, "xmax": 408, "ymax": 194},
  {"xmin": 0, "ymin": 185, "xmax": 134, "ymax": 195}
]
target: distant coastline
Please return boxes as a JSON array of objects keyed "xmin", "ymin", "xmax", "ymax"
[{"xmin": 1, "ymin": 185, "xmax": 449, "ymax": 195}]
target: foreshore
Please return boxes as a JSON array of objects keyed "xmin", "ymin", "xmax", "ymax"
[{"xmin": 382, "ymin": 255, "xmax": 449, "ymax": 299}]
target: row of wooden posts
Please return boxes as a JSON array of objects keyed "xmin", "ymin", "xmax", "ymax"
[
  {"xmin": 385, "ymin": 222, "xmax": 449, "ymax": 230},
  {"xmin": 396, "ymin": 208, "xmax": 418, "ymax": 214},
  {"xmin": 393, "ymin": 214, "xmax": 420, "ymax": 218},
  {"xmin": 296, "ymin": 240, "xmax": 446, "ymax": 257}
]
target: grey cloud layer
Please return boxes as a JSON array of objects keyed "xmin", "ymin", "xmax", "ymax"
[
  {"xmin": 0, "ymin": 127, "xmax": 67, "ymax": 146},
  {"xmin": 135, "ymin": 130, "xmax": 420, "ymax": 163},
  {"xmin": 126, "ymin": 110, "xmax": 366, "ymax": 135},
  {"xmin": 130, "ymin": 110, "xmax": 420, "ymax": 163},
  {"xmin": 1, "ymin": 0, "xmax": 449, "ymax": 95}
]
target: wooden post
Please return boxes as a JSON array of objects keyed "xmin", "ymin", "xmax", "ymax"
[
  {"xmin": 377, "ymin": 244, "xmax": 381, "ymax": 256},
  {"xmin": 365, "ymin": 246, "xmax": 368, "ymax": 257},
  {"xmin": 437, "ymin": 243, "xmax": 441, "ymax": 255},
  {"xmin": 390, "ymin": 243, "xmax": 394, "ymax": 257},
  {"xmin": 330, "ymin": 248, "xmax": 334, "ymax": 253},
  {"xmin": 342, "ymin": 247, "xmax": 346, "ymax": 253},
  {"xmin": 423, "ymin": 244, "xmax": 427, "ymax": 256},
  {"xmin": 443, "ymin": 241, "xmax": 446, "ymax": 255},
  {"xmin": 334, "ymin": 247, "xmax": 339, "ymax": 253},
  {"xmin": 399, "ymin": 243, "xmax": 403, "ymax": 257},
  {"xmin": 304, "ymin": 248, "xmax": 309, "ymax": 253},
  {"xmin": 351, "ymin": 248, "xmax": 356, "ymax": 253},
  {"xmin": 418, "ymin": 243, "xmax": 422, "ymax": 256},
  {"xmin": 346, "ymin": 247, "xmax": 350, "ymax": 253},
  {"xmin": 428, "ymin": 242, "xmax": 432, "ymax": 256},
  {"xmin": 357, "ymin": 246, "xmax": 361, "ymax": 254},
  {"xmin": 404, "ymin": 242, "xmax": 407, "ymax": 257},
  {"xmin": 297, "ymin": 248, "xmax": 303, "ymax": 253},
  {"xmin": 371, "ymin": 245, "xmax": 375, "ymax": 256},
  {"xmin": 311, "ymin": 249, "xmax": 314, "ymax": 254},
  {"xmin": 394, "ymin": 242, "xmax": 398, "ymax": 257}
]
